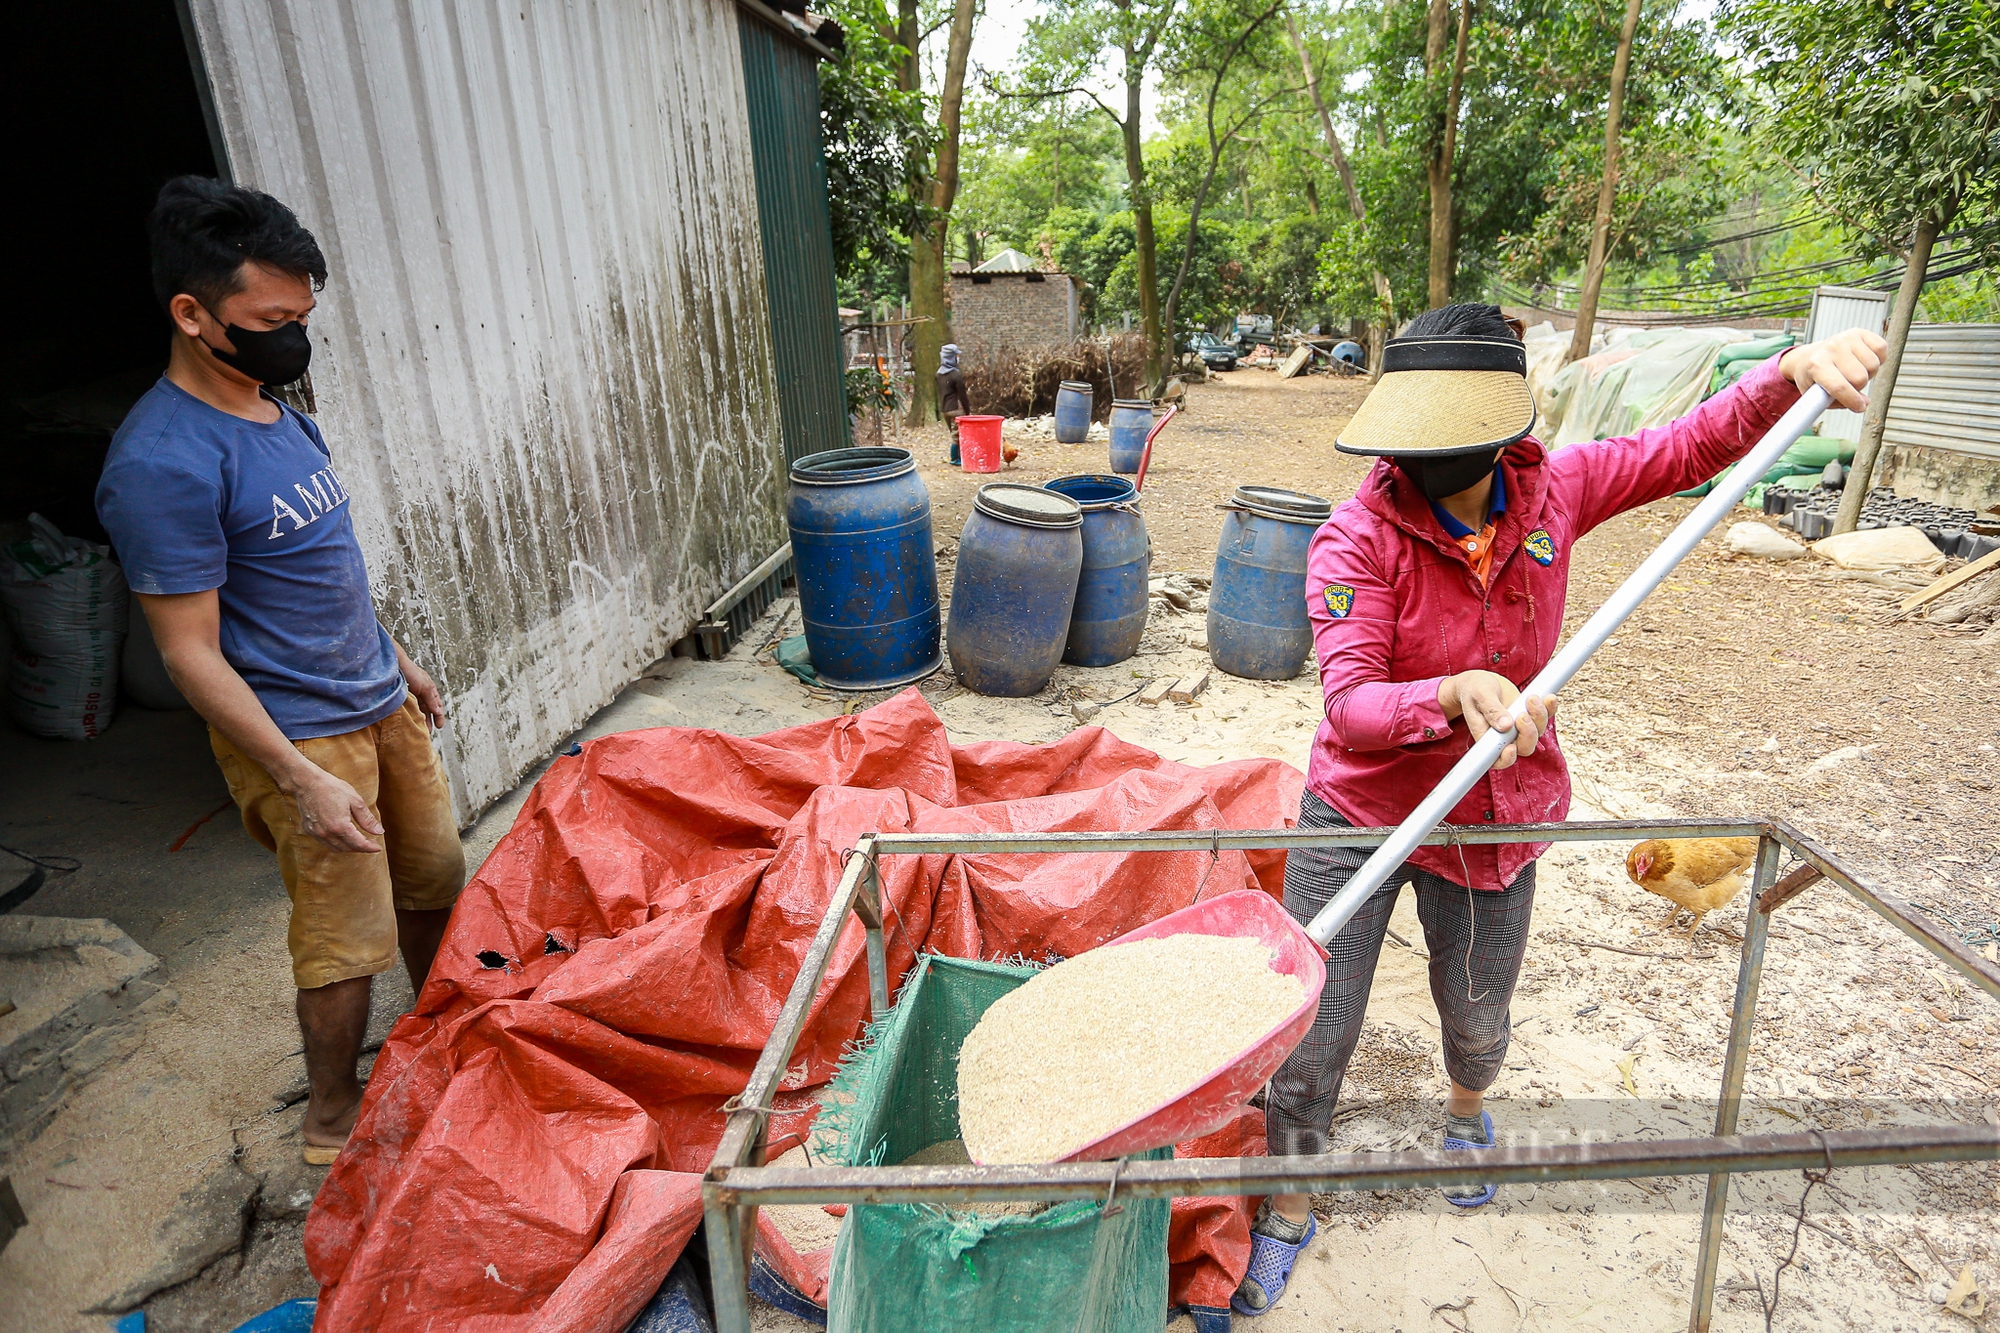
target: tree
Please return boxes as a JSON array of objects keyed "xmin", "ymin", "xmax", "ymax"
[
  {"xmin": 1725, "ymin": 0, "xmax": 2000, "ymax": 533},
  {"xmin": 904, "ymin": 0, "xmax": 978, "ymax": 427},
  {"xmin": 1423, "ymin": 0, "xmax": 1473, "ymax": 306},
  {"xmin": 1564, "ymin": 0, "xmax": 1642, "ymax": 362},
  {"xmin": 1008, "ymin": 0, "xmax": 1185, "ymax": 381},
  {"xmin": 954, "ymin": 83, "xmax": 1126, "ymax": 249},
  {"xmin": 1155, "ymin": 0, "xmax": 1292, "ymax": 383},
  {"xmin": 819, "ymin": 2, "xmax": 934, "ymax": 296},
  {"xmin": 1288, "ymin": 11, "xmax": 1393, "ymax": 369},
  {"xmin": 1493, "ymin": 0, "xmax": 1735, "ymax": 310},
  {"xmin": 1306, "ymin": 0, "xmax": 1601, "ymax": 321}
]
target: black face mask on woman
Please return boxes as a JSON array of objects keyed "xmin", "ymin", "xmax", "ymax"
[
  {"xmin": 200, "ymin": 313, "xmax": 313, "ymax": 386},
  {"xmin": 1397, "ymin": 448, "xmax": 1503, "ymax": 502}
]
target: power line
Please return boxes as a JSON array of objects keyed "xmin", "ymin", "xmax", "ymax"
[
  {"xmin": 1493, "ymin": 248, "xmax": 1990, "ymax": 324},
  {"xmin": 1658, "ymin": 213, "xmax": 1824, "ymax": 256}
]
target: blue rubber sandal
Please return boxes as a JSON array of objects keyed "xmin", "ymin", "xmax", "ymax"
[
  {"xmin": 1441, "ymin": 1110, "xmax": 1497, "ymax": 1208},
  {"xmin": 1230, "ymin": 1211, "xmax": 1317, "ymax": 1316}
]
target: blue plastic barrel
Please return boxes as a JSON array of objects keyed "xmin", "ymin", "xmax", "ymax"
[
  {"xmin": 1332, "ymin": 340, "xmax": 1364, "ymax": 368},
  {"xmin": 787, "ymin": 447, "xmax": 942, "ymax": 690},
  {"xmin": 946, "ymin": 484, "xmax": 1084, "ymax": 696},
  {"xmin": 1108, "ymin": 399, "xmax": 1153, "ymax": 474},
  {"xmin": 1054, "ymin": 381, "xmax": 1094, "ymax": 444},
  {"xmin": 1207, "ymin": 485, "xmax": 1333, "ymax": 681},
  {"xmin": 1043, "ymin": 475, "xmax": 1150, "ymax": 667}
]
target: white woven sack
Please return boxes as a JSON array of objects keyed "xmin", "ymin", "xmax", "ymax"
[{"xmin": 0, "ymin": 514, "xmax": 129, "ymax": 740}]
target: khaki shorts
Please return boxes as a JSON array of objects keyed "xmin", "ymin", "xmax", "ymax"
[{"xmin": 211, "ymin": 694, "xmax": 465, "ymax": 989}]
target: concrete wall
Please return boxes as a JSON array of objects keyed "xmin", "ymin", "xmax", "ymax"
[
  {"xmin": 1878, "ymin": 445, "xmax": 2000, "ymax": 514},
  {"xmin": 185, "ymin": 0, "xmax": 787, "ymax": 819},
  {"xmin": 951, "ymin": 272, "xmax": 1078, "ymax": 354}
]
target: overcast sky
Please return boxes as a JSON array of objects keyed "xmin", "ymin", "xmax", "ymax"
[{"xmin": 969, "ymin": 0, "xmax": 1033, "ymax": 75}]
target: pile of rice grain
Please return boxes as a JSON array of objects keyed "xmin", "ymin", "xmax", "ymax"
[{"xmin": 956, "ymin": 934, "xmax": 1303, "ymax": 1164}]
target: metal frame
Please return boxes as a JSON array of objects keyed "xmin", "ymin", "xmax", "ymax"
[{"xmin": 703, "ymin": 818, "xmax": 2000, "ymax": 1333}]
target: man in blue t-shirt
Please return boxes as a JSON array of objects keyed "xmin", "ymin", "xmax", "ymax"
[{"xmin": 97, "ymin": 177, "xmax": 465, "ymax": 1167}]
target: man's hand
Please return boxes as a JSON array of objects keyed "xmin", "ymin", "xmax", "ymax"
[
  {"xmin": 1778, "ymin": 328, "xmax": 1886, "ymax": 414},
  {"xmin": 402, "ymin": 659, "xmax": 446, "ymax": 731},
  {"xmin": 138, "ymin": 590, "xmax": 387, "ymax": 855},
  {"xmin": 1438, "ymin": 670, "xmax": 1557, "ymax": 771},
  {"xmin": 287, "ymin": 765, "xmax": 386, "ymax": 854},
  {"xmin": 392, "ymin": 639, "xmax": 446, "ymax": 731}
]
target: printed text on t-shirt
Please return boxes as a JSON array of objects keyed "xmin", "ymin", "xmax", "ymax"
[{"xmin": 271, "ymin": 466, "xmax": 351, "ymax": 539}]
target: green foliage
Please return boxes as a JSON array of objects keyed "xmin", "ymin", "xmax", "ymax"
[
  {"xmin": 1722, "ymin": 0, "xmax": 2000, "ymax": 259},
  {"xmin": 1106, "ymin": 204, "xmax": 1250, "ymax": 330},
  {"xmin": 1919, "ymin": 265, "xmax": 2000, "ymax": 322},
  {"xmin": 942, "ymin": 0, "xmax": 1954, "ymax": 336},
  {"xmin": 818, "ymin": 0, "xmax": 935, "ymax": 291},
  {"xmin": 845, "ymin": 363, "xmax": 904, "ymax": 418},
  {"xmin": 1243, "ymin": 213, "xmax": 1339, "ymax": 327},
  {"xmin": 954, "ymin": 94, "xmax": 1127, "ymax": 258}
]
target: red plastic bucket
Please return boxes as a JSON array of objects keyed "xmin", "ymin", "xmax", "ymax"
[{"xmin": 958, "ymin": 415, "xmax": 1004, "ymax": 473}]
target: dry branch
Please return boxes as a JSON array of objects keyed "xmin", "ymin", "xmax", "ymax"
[{"xmin": 960, "ymin": 335, "xmax": 1151, "ymax": 418}]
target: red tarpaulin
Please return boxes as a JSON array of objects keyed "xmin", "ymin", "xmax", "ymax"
[{"xmin": 306, "ymin": 689, "xmax": 1303, "ymax": 1331}]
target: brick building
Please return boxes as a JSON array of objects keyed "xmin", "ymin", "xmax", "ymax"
[{"xmin": 950, "ymin": 250, "xmax": 1081, "ymax": 354}]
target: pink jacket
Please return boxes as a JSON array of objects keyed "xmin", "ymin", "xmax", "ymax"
[{"xmin": 1305, "ymin": 355, "xmax": 1802, "ymax": 889}]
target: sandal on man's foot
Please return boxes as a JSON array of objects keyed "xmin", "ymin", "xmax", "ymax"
[
  {"xmin": 1440, "ymin": 1110, "xmax": 1497, "ymax": 1208},
  {"xmin": 1230, "ymin": 1204, "xmax": 1317, "ymax": 1316}
]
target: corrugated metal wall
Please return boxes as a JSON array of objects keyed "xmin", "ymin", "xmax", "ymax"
[
  {"xmin": 738, "ymin": 12, "xmax": 849, "ymax": 463},
  {"xmin": 184, "ymin": 0, "xmax": 787, "ymax": 818},
  {"xmin": 1882, "ymin": 324, "xmax": 2000, "ymax": 463},
  {"xmin": 1804, "ymin": 286, "xmax": 1890, "ymax": 444}
]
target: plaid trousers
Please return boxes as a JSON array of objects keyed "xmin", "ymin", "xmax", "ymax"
[{"xmin": 1266, "ymin": 788, "xmax": 1538, "ymax": 1158}]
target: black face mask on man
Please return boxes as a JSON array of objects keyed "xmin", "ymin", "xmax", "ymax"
[
  {"xmin": 199, "ymin": 311, "xmax": 313, "ymax": 386},
  {"xmin": 1397, "ymin": 449, "xmax": 1503, "ymax": 502}
]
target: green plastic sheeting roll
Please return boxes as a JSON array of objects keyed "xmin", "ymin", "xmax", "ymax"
[
  {"xmin": 1706, "ymin": 334, "xmax": 1797, "ymax": 397},
  {"xmin": 1676, "ymin": 435, "xmax": 1855, "ymax": 500}
]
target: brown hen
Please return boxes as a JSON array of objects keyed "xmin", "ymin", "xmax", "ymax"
[{"xmin": 1625, "ymin": 837, "xmax": 1760, "ymax": 937}]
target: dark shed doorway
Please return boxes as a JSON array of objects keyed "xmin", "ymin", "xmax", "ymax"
[{"xmin": 2, "ymin": 0, "xmax": 220, "ymax": 544}]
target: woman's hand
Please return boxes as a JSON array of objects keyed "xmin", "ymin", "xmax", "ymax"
[
  {"xmin": 1778, "ymin": 328, "xmax": 1886, "ymax": 414},
  {"xmin": 1438, "ymin": 670, "xmax": 1556, "ymax": 771}
]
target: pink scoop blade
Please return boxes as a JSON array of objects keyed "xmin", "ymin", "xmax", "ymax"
[{"xmin": 1055, "ymin": 888, "xmax": 1327, "ymax": 1163}]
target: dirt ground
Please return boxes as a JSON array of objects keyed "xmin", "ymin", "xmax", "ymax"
[{"xmin": 5, "ymin": 364, "xmax": 1996, "ymax": 1331}]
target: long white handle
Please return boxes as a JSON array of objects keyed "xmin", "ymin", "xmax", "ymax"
[{"xmin": 1305, "ymin": 385, "xmax": 1831, "ymax": 946}]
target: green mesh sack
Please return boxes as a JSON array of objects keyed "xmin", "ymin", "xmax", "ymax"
[{"xmin": 819, "ymin": 955, "xmax": 1171, "ymax": 1333}]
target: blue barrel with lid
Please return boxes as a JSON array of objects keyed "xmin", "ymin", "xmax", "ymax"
[
  {"xmin": 1108, "ymin": 399, "xmax": 1152, "ymax": 474},
  {"xmin": 1043, "ymin": 474, "xmax": 1150, "ymax": 667},
  {"xmin": 946, "ymin": 484, "xmax": 1084, "ymax": 697},
  {"xmin": 1054, "ymin": 380, "xmax": 1093, "ymax": 444},
  {"xmin": 1207, "ymin": 485, "xmax": 1333, "ymax": 681},
  {"xmin": 787, "ymin": 447, "xmax": 942, "ymax": 690}
]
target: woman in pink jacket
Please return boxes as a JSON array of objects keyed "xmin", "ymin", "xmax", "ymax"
[{"xmin": 1233, "ymin": 303, "xmax": 1884, "ymax": 1315}]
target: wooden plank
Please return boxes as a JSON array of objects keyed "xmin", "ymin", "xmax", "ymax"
[
  {"xmin": 1277, "ymin": 344, "xmax": 1314, "ymax": 379},
  {"xmin": 1897, "ymin": 545, "xmax": 2000, "ymax": 613},
  {"xmin": 1137, "ymin": 678, "xmax": 1175, "ymax": 706},
  {"xmin": 1168, "ymin": 669, "xmax": 1211, "ymax": 703}
]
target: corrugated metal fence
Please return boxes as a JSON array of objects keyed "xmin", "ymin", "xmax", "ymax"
[
  {"xmin": 1882, "ymin": 324, "xmax": 2000, "ymax": 464},
  {"xmin": 1803, "ymin": 286, "xmax": 1888, "ymax": 444},
  {"xmin": 185, "ymin": 0, "xmax": 788, "ymax": 818},
  {"xmin": 738, "ymin": 11, "xmax": 849, "ymax": 464}
]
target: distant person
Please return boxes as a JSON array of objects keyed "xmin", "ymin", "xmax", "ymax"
[
  {"xmin": 1231, "ymin": 303, "xmax": 1885, "ymax": 1316},
  {"xmin": 96, "ymin": 177, "xmax": 464, "ymax": 1167},
  {"xmin": 937, "ymin": 342, "xmax": 969, "ymax": 464}
]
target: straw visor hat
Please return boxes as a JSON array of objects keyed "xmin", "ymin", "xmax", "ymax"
[{"xmin": 1335, "ymin": 335, "xmax": 1538, "ymax": 457}]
